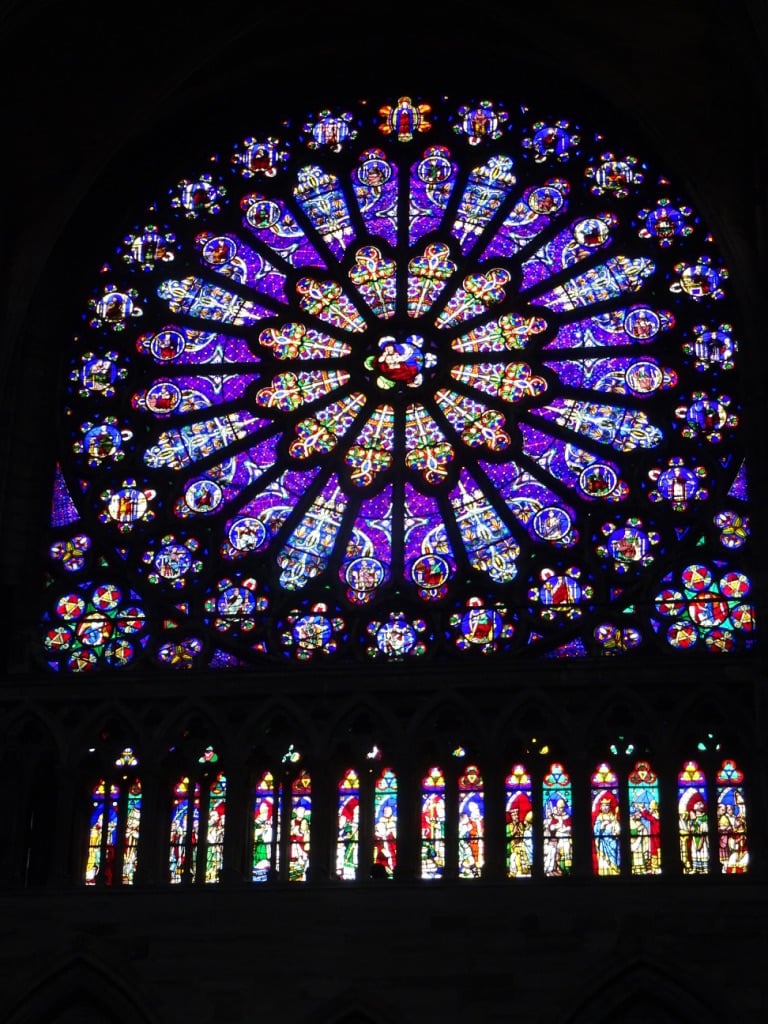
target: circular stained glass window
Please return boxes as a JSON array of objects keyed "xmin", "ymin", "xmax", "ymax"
[{"xmin": 43, "ymin": 94, "xmax": 755, "ymax": 669}]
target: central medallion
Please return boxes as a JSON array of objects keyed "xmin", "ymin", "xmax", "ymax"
[{"xmin": 365, "ymin": 333, "xmax": 437, "ymax": 391}]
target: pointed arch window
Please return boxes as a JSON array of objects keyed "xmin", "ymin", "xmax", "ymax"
[
  {"xmin": 421, "ymin": 766, "xmax": 446, "ymax": 879},
  {"xmin": 506, "ymin": 763, "xmax": 533, "ymax": 878},
  {"xmin": 289, "ymin": 770, "xmax": 311, "ymax": 882},
  {"xmin": 542, "ymin": 762, "xmax": 573, "ymax": 877},
  {"xmin": 252, "ymin": 769, "xmax": 281, "ymax": 882},
  {"xmin": 168, "ymin": 746, "xmax": 226, "ymax": 884},
  {"xmin": 169, "ymin": 778, "xmax": 198, "ymax": 883},
  {"xmin": 85, "ymin": 747, "xmax": 141, "ymax": 886},
  {"xmin": 591, "ymin": 762, "xmax": 621, "ymax": 876},
  {"xmin": 372, "ymin": 766, "xmax": 397, "ymax": 878},
  {"xmin": 627, "ymin": 760, "xmax": 662, "ymax": 875},
  {"xmin": 457, "ymin": 764, "xmax": 484, "ymax": 878},
  {"xmin": 677, "ymin": 760, "xmax": 710, "ymax": 875},
  {"xmin": 205, "ymin": 769, "xmax": 227, "ymax": 882},
  {"xmin": 336, "ymin": 768, "xmax": 360, "ymax": 879},
  {"xmin": 716, "ymin": 759, "xmax": 748, "ymax": 874}
]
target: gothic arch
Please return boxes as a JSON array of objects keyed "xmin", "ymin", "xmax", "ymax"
[
  {"xmin": 324, "ymin": 696, "xmax": 404, "ymax": 760},
  {"xmin": 67, "ymin": 711, "xmax": 145, "ymax": 765},
  {"xmin": 663, "ymin": 691, "xmax": 752, "ymax": 777},
  {"xmin": 489, "ymin": 695, "xmax": 577, "ymax": 757},
  {"xmin": 154, "ymin": 705, "xmax": 230, "ymax": 760},
  {"xmin": 2, "ymin": 709, "xmax": 60, "ymax": 756},
  {"xmin": 407, "ymin": 694, "xmax": 486, "ymax": 764},
  {"xmin": 563, "ymin": 957, "xmax": 721, "ymax": 1024},
  {"xmin": 301, "ymin": 985, "xmax": 405, "ymax": 1024},
  {"xmin": 236, "ymin": 697, "xmax": 321, "ymax": 763},
  {"xmin": 582, "ymin": 694, "xmax": 655, "ymax": 759},
  {"xmin": 2, "ymin": 955, "xmax": 155, "ymax": 1024}
]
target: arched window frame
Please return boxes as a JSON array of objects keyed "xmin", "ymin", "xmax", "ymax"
[
  {"xmin": 288, "ymin": 768, "xmax": 312, "ymax": 882},
  {"xmin": 457, "ymin": 763, "xmax": 485, "ymax": 878},
  {"xmin": 715, "ymin": 758, "xmax": 749, "ymax": 874},
  {"xmin": 372, "ymin": 764, "xmax": 398, "ymax": 880},
  {"xmin": 541, "ymin": 761, "xmax": 574, "ymax": 878},
  {"xmin": 677, "ymin": 758, "xmax": 711, "ymax": 876},
  {"xmin": 167, "ymin": 744, "xmax": 226, "ymax": 885},
  {"xmin": 505, "ymin": 763, "xmax": 534, "ymax": 879},
  {"xmin": 420, "ymin": 764, "xmax": 447, "ymax": 879},
  {"xmin": 84, "ymin": 746, "xmax": 142, "ymax": 887},
  {"xmin": 335, "ymin": 767, "xmax": 360, "ymax": 880},
  {"xmin": 251, "ymin": 768, "xmax": 282, "ymax": 883}
]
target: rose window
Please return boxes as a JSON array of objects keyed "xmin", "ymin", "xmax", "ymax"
[{"xmin": 42, "ymin": 94, "xmax": 755, "ymax": 668}]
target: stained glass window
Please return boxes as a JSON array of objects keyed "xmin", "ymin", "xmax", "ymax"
[
  {"xmin": 716, "ymin": 759, "xmax": 748, "ymax": 874},
  {"xmin": 628, "ymin": 760, "xmax": 662, "ymax": 876},
  {"xmin": 542, "ymin": 762, "xmax": 573, "ymax": 877},
  {"xmin": 85, "ymin": 747, "xmax": 141, "ymax": 886},
  {"xmin": 252, "ymin": 770, "xmax": 281, "ymax": 882},
  {"xmin": 678, "ymin": 760, "xmax": 710, "ymax": 875},
  {"xmin": 336, "ymin": 768, "xmax": 360, "ymax": 879},
  {"xmin": 421, "ymin": 765, "xmax": 446, "ymax": 878},
  {"xmin": 80, "ymin": 748, "xmax": 750, "ymax": 885},
  {"xmin": 506, "ymin": 764, "xmax": 534, "ymax": 878},
  {"xmin": 168, "ymin": 747, "xmax": 226, "ymax": 884},
  {"xmin": 41, "ymin": 92, "xmax": 756, "ymax": 668},
  {"xmin": 591, "ymin": 762, "xmax": 622, "ymax": 876},
  {"xmin": 289, "ymin": 770, "xmax": 311, "ymax": 881},
  {"xmin": 169, "ymin": 777, "xmax": 199, "ymax": 883},
  {"xmin": 457, "ymin": 764, "xmax": 484, "ymax": 878},
  {"xmin": 372, "ymin": 766, "xmax": 397, "ymax": 878},
  {"xmin": 205, "ymin": 771, "xmax": 227, "ymax": 882}
]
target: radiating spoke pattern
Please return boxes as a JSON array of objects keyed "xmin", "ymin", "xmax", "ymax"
[{"xmin": 42, "ymin": 94, "xmax": 755, "ymax": 669}]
